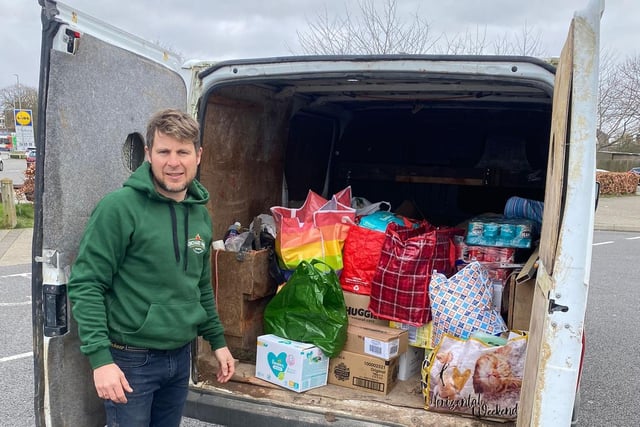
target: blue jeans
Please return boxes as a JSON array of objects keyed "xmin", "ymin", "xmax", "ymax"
[{"xmin": 105, "ymin": 343, "xmax": 191, "ymax": 427}]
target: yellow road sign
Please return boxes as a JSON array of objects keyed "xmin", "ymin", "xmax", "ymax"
[{"xmin": 15, "ymin": 110, "xmax": 32, "ymax": 126}]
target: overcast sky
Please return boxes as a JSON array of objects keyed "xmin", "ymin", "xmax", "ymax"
[{"xmin": 1, "ymin": 0, "xmax": 637, "ymax": 90}]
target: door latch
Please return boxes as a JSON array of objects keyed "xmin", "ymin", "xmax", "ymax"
[
  {"xmin": 36, "ymin": 250, "xmax": 68, "ymax": 336},
  {"xmin": 548, "ymin": 299, "xmax": 569, "ymax": 314}
]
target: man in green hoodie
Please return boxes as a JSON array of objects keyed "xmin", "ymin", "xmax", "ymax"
[{"xmin": 68, "ymin": 109, "xmax": 235, "ymax": 426}]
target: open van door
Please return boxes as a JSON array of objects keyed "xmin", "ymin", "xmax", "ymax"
[
  {"xmin": 34, "ymin": 1, "xmax": 603, "ymax": 426},
  {"xmin": 34, "ymin": 2, "xmax": 186, "ymax": 425},
  {"xmin": 519, "ymin": 1, "xmax": 602, "ymax": 425}
]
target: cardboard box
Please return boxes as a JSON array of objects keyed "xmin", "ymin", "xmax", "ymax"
[
  {"xmin": 342, "ymin": 291, "xmax": 387, "ymax": 326},
  {"xmin": 397, "ymin": 346, "xmax": 425, "ymax": 381},
  {"xmin": 255, "ymin": 334, "xmax": 329, "ymax": 393},
  {"xmin": 344, "ymin": 319, "xmax": 408, "ymax": 360},
  {"xmin": 212, "ymin": 249, "xmax": 277, "ymax": 361},
  {"xmin": 505, "ymin": 249, "xmax": 538, "ymax": 331},
  {"xmin": 328, "ymin": 350, "xmax": 399, "ymax": 395},
  {"xmin": 389, "ymin": 321, "xmax": 433, "ymax": 349},
  {"xmin": 507, "ymin": 276, "xmax": 535, "ymax": 331}
]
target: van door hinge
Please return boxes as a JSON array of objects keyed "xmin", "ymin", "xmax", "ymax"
[
  {"xmin": 548, "ymin": 299, "xmax": 569, "ymax": 314},
  {"xmin": 36, "ymin": 250, "xmax": 69, "ymax": 336}
]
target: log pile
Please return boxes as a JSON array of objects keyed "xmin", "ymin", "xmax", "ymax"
[{"xmin": 596, "ymin": 171, "xmax": 639, "ymax": 195}]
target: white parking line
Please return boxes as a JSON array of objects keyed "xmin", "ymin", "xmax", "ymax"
[
  {"xmin": 593, "ymin": 241, "xmax": 614, "ymax": 246},
  {"xmin": 0, "ymin": 301, "xmax": 31, "ymax": 306},
  {"xmin": 0, "ymin": 352, "xmax": 33, "ymax": 363},
  {"xmin": 0, "ymin": 273, "xmax": 31, "ymax": 279},
  {"xmin": 625, "ymin": 236, "xmax": 640, "ymax": 240}
]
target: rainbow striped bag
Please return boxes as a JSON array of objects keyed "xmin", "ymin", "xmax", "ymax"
[{"xmin": 271, "ymin": 187, "xmax": 355, "ymax": 272}]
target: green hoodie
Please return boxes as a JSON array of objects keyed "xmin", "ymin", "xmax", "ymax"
[{"xmin": 68, "ymin": 162, "xmax": 226, "ymax": 369}]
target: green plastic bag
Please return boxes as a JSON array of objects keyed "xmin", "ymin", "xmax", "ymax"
[{"xmin": 263, "ymin": 260, "xmax": 348, "ymax": 357}]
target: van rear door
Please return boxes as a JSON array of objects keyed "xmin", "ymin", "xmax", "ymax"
[
  {"xmin": 34, "ymin": 1, "xmax": 603, "ymax": 426},
  {"xmin": 34, "ymin": 2, "xmax": 186, "ymax": 425},
  {"xmin": 519, "ymin": 1, "xmax": 602, "ymax": 425}
]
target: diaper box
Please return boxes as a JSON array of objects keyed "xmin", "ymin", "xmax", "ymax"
[
  {"xmin": 343, "ymin": 319, "xmax": 408, "ymax": 361},
  {"xmin": 255, "ymin": 334, "xmax": 329, "ymax": 393},
  {"xmin": 328, "ymin": 350, "xmax": 399, "ymax": 395},
  {"xmin": 466, "ymin": 215, "xmax": 534, "ymax": 248},
  {"xmin": 342, "ymin": 290, "xmax": 388, "ymax": 326}
]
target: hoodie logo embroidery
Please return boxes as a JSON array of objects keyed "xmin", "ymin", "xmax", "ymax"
[{"xmin": 188, "ymin": 234, "xmax": 206, "ymax": 254}]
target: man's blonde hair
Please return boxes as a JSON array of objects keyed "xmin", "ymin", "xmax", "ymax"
[{"xmin": 146, "ymin": 109, "xmax": 200, "ymax": 149}]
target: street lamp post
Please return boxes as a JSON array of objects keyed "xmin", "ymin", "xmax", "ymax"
[
  {"xmin": 13, "ymin": 74, "xmax": 23, "ymax": 151},
  {"xmin": 13, "ymin": 74, "xmax": 22, "ymax": 110}
]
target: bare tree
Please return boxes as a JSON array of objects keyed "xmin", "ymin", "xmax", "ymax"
[
  {"xmin": 510, "ymin": 21, "xmax": 545, "ymax": 56},
  {"xmin": 296, "ymin": 1, "xmax": 636, "ymax": 153},
  {"xmin": 441, "ymin": 26, "xmax": 489, "ymax": 55},
  {"xmin": 597, "ymin": 52, "xmax": 640, "ymax": 151},
  {"xmin": 296, "ymin": 1, "xmax": 547, "ymax": 57},
  {"xmin": 296, "ymin": 6, "xmax": 354, "ymax": 55},
  {"xmin": 1, "ymin": 84, "xmax": 38, "ymax": 133},
  {"xmin": 597, "ymin": 50, "xmax": 622, "ymax": 148},
  {"xmin": 617, "ymin": 55, "xmax": 640, "ymax": 145},
  {"xmin": 296, "ymin": 0, "xmax": 439, "ymax": 55},
  {"xmin": 440, "ymin": 21, "xmax": 544, "ymax": 56}
]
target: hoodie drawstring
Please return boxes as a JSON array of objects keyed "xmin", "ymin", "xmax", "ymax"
[
  {"xmin": 168, "ymin": 203, "xmax": 190, "ymax": 272},
  {"xmin": 183, "ymin": 208, "xmax": 189, "ymax": 272},
  {"xmin": 168, "ymin": 204, "xmax": 181, "ymax": 264}
]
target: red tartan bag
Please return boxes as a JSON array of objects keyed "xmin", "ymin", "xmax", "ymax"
[
  {"xmin": 429, "ymin": 227, "xmax": 465, "ymax": 277},
  {"xmin": 340, "ymin": 224, "xmax": 386, "ymax": 295},
  {"xmin": 368, "ymin": 222, "xmax": 463, "ymax": 326}
]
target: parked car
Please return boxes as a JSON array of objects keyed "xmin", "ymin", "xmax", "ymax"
[
  {"xmin": 26, "ymin": 149, "xmax": 36, "ymax": 165},
  {"xmin": 629, "ymin": 167, "xmax": 640, "ymax": 176}
]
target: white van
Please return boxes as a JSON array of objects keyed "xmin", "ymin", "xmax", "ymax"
[{"xmin": 33, "ymin": 1, "xmax": 603, "ymax": 426}]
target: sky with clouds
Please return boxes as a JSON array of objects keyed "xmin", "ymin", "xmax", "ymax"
[{"xmin": 1, "ymin": 0, "xmax": 637, "ymax": 90}]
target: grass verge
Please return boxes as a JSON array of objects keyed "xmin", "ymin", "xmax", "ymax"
[{"xmin": 0, "ymin": 202, "xmax": 34, "ymax": 229}]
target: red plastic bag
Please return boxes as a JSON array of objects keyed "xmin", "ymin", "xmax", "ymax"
[{"xmin": 340, "ymin": 224, "xmax": 386, "ymax": 295}]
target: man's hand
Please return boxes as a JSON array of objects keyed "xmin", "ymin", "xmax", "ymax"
[
  {"xmin": 214, "ymin": 346, "xmax": 235, "ymax": 383},
  {"xmin": 93, "ymin": 363, "xmax": 133, "ymax": 403}
]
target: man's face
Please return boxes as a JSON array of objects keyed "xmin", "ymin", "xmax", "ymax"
[{"xmin": 145, "ymin": 130, "xmax": 202, "ymax": 201}]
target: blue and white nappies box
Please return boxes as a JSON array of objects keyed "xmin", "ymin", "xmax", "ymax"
[
  {"xmin": 255, "ymin": 334, "xmax": 329, "ymax": 392},
  {"xmin": 465, "ymin": 215, "xmax": 534, "ymax": 248}
]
